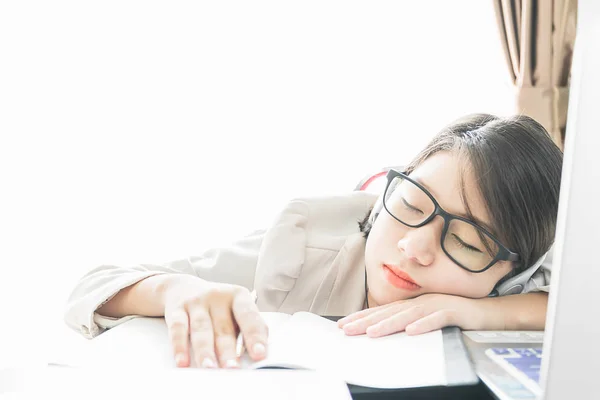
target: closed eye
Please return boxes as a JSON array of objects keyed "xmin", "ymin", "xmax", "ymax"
[
  {"xmin": 401, "ymin": 197, "xmax": 424, "ymax": 215},
  {"xmin": 451, "ymin": 234, "xmax": 482, "ymax": 253}
]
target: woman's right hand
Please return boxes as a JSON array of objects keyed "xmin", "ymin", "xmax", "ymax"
[{"xmin": 161, "ymin": 275, "xmax": 268, "ymax": 369}]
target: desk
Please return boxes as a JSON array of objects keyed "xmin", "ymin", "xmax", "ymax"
[{"xmin": 2, "ymin": 366, "xmax": 354, "ymax": 399}]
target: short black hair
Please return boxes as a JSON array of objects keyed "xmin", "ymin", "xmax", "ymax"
[{"xmin": 359, "ymin": 113, "xmax": 563, "ymax": 280}]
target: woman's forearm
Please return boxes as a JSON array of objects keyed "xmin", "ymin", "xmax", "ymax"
[
  {"xmin": 96, "ymin": 273, "xmax": 187, "ymax": 318},
  {"xmin": 480, "ymin": 292, "xmax": 549, "ymax": 331}
]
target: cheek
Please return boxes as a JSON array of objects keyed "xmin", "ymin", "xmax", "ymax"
[
  {"xmin": 365, "ymin": 215, "xmax": 405, "ymax": 259},
  {"xmin": 371, "ymin": 212, "xmax": 406, "ymax": 239},
  {"xmin": 428, "ymin": 265, "xmax": 507, "ymax": 298}
]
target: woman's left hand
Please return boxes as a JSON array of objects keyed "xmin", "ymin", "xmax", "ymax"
[{"xmin": 337, "ymin": 294, "xmax": 491, "ymax": 337}]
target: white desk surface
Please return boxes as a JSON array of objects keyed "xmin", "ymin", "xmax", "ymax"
[{"xmin": 2, "ymin": 366, "xmax": 353, "ymax": 399}]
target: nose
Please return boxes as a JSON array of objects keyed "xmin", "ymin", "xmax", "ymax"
[{"xmin": 397, "ymin": 216, "xmax": 444, "ymax": 267}]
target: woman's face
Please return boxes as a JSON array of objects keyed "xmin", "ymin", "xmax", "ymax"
[{"xmin": 364, "ymin": 151, "xmax": 513, "ymax": 306}]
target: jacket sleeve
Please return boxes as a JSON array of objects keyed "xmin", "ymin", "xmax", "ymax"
[{"xmin": 64, "ymin": 229, "xmax": 265, "ymax": 339}]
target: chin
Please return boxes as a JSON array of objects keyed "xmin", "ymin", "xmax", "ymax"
[{"xmin": 372, "ymin": 288, "xmax": 418, "ymax": 306}]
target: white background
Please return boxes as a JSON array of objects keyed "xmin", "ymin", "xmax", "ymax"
[{"xmin": 0, "ymin": 1, "xmax": 514, "ymax": 367}]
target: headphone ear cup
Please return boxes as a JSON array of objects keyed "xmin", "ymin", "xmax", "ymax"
[
  {"xmin": 490, "ymin": 251, "xmax": 549, "ymax": 296},
  {"xmin": 492, "ymin": 278, "xmax": 525, "ymax": 296}
]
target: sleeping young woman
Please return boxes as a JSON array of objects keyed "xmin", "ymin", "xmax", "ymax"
[{"xmin": 65, "ymin": 113, "xmax": 562, "ymax": 370}]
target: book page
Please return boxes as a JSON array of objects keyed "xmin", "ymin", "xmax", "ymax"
[
  {"xmin": 238, "ymin": 312, "xmax": 293, "ymax": 368},
  {"xmin": 251, "ymin": 312, "xmax": 447, "ymax": 389},
  {"xmin": 74, "ymin": 313, "xmax": 292, "ymax": 369},
  {"xmin": 64, "ymin": 312, "xmax": 447, "ymax": 389}
]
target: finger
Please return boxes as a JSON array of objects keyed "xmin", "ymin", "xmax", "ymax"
[
  {"xmin": 187, "ymin": 304, "xmax": 218, "ymax": 368},
  {"xmin": 232, "ymin": 292, "xmax": 268, "ymax": 361},
  {"xmin": 343, "ymin": 304, "xmax": 405, "ymax": 336},
  {"xmin": 337, "ymin": 304, "xmax": 385, "ymax": 328},
  {"xmin": 366, "ymin": 305, "xmax": 426, "ymax": 338},
  {"xmin": 405, "ymin": 310, "xmax": 453, "ymax": 335},
  {"xmin": 164, "ymin": 308, "xmax": 190, "ymax": 367},
  {"xmin": 210, "ymin": 301, "xmax": 239, "ymax": 368}
]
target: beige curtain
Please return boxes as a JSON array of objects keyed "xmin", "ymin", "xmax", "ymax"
[{"xmin": 493, "ymin": 0, "xmax": 578, "ymax": 149}]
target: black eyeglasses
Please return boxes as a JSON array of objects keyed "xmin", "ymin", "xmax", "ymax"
[{"xmin": 381, "ymin": 170, "xmax": 520, "ymax": 273}]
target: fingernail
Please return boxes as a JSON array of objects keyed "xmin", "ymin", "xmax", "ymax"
[
  {"xmin": 366, "ymin": 326, "xmax": 379, "ymax": 337},
  {"xmin": 201, "ymin": 358, "xmax": 216, "ymax": 368},
  {"xmin": 225, "ymin": 359, "xmax": 239, "ymax": 368},
  {"xmin": 252, "ymin": 343, "xmax": 266, "ymax": 357},
  {"xmin": 175, "ymin": 353, "xmax": 186, "ymax": 367}
]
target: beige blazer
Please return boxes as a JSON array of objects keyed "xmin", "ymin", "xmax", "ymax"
[{"xmin": 64, "ymin": 191, "xmax": 552, "ymax": 339}]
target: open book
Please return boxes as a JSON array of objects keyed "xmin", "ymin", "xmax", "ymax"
[{"xmin": 70, "ymin": 311, "xmax": 477, "ymax": 390}]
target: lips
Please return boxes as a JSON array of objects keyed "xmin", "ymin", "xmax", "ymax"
[{"xmin": 382, "ymin": 264, "xmax": 421, "ymax": 290}]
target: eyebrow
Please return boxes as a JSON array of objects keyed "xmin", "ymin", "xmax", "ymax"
[{"xmin": 412, "ymin": 177, "xmax": 496, "ymax": 234}]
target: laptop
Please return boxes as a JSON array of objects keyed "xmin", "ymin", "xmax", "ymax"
[
  {"xmin": 463, "ymin": 329, "xmax": 545, "ymax": 399},
  {"xmin": 464, "ymin": 1, "xmax": 600, "ymax": 399}
]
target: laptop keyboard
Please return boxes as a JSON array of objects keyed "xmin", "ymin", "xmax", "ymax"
[
  {"xmin": 485, "ymin": 347, "xmax": 543, "ymax": 397},
  {"xmin": 464, "ymin": 331, "xmax": 544, "ymax": 343}
]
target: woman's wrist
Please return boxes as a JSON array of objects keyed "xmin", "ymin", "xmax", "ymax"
[
  {"xmin": 452, "ymin": 295, "xmax": 502, "ymax": 331},
  {"xmin": 473, "ymin": 293, "xmax": 548, "ymax": 331},
  {"xmin": 155, "ymin": 273, "xmax": 207, "ymax": 310},
  {"xmin": 479, "ymin": 297, "xmax": 508, "ymax": 331},
  {"xmin": 98, "ymin": 273, "xmax": 203, "ymax": 318}
]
